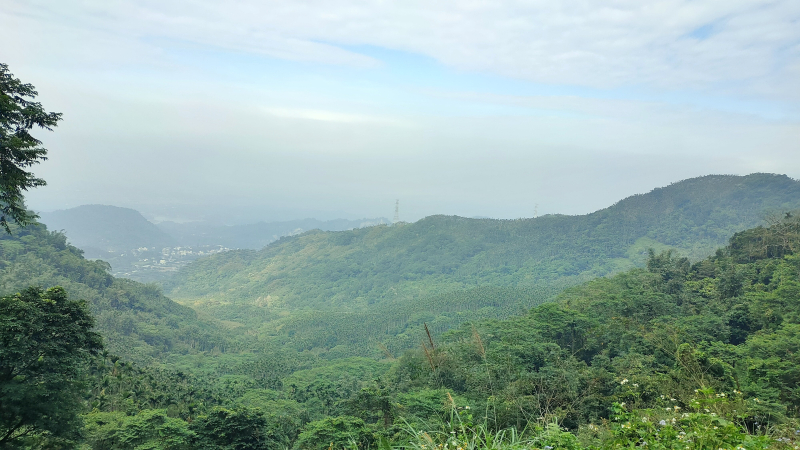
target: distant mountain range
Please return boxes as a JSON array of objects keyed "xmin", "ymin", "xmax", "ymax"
[
  {"xmin": 36, "ymin": 205, "xmax": 388, "ymax": 281},
  {"xmin": 39, "ymin": 206, "xmax": 388, "ymax": 253}
]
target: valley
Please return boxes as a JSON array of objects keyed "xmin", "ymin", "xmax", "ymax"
[
  {"xmin": 4, "ymin": 9, "xmax": 800, "ymax": 446},
  {"xmin": 162, "ymin": 173, "xmax": 800, "ymax": 356},
  {"xmin": 38, "ymin": 205, "xmax": 388, "ymax": 282},
  {"xmin": 4, "ymin": 173, "xmax": 800, "ymax": 449}
]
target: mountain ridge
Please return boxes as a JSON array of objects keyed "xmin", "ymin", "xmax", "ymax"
[
  {"xmin": 162, "ymin": 173, "xmax": 800, "ymax": 355},
  {"xmin": 157, "ymin": 217, "xmax": 390, "ymax": 250}
]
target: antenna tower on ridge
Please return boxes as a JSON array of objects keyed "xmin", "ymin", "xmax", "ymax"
[{"xmin": 393, "ymin": 199, "xmax": 400, "ymax": 223}]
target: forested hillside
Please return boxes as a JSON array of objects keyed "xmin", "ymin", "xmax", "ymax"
[
  {"xmin": 62, "ymin": 210, "xmax": 800, "ymax": 449},
  {"xmin": 164, "ymin": 173, "xmax": 800, "ymax": 355},
  {"xmin": 0, "ymin": 223, "xmax": 232, "ymax": 364},
  {"xmin": 5, "ymin": 175, "xmax": 800, "ymax": 448}
]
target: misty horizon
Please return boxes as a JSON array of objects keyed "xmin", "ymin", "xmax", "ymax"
[
  {"xmin": 30, "ymin": 172, "xmax": 798, "ymax": 226},
  {"xmin": 3, "ymin": 1, "xmax": 798, "ymax": 224}
]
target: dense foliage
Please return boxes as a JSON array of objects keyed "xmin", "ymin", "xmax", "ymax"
[
  {"xmin": 392, "ymin": 220, "xmax": 800, "ymax": 430},
  {"xmin": 64, "ymin": 213, "xmax": 800, "ymax": 449},
  {"xmin": 0, "ymin": 63, "xmax": 62, "ymax": 231},
  {"xmin": 4, "ymin": 177, "xmax": 800, "ymax": 449},
  {"xmin": 0, "ymin": 286, "xmax": 102, "ymax": 448},
  {"xmin": 0, "ymin": 223, "xmax": 232, "ymax": 364},
  {"xmin": 164, "ymin": 173, "xmax": 800, "ymax": 357}
]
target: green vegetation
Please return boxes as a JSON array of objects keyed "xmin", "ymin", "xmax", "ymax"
[
  {"xmin": 0, "ymin": 286, "xmax": 102, "ymax": 448},
  {"xmin": 0, "ymin": 223, "xmax": 232, "ymax": 364},
  {"xmin": 7, "ymin": 205, "xmax": 800, "ymax": 448},
  {"xmin": 392, "ymin": 217, "xmax": 800, "ymax": 430},
  {"xmin": 165, "ymin": 173, "xmax": 800, "ymax": 357},
  {"xmin": 58, "ymin": 213, "xmax": 800, "ymax": 449},
  {"xmin": 0, "ymin": 63, "xmax": 62, "ymax": 231},
  {"xmin": 5, "ymin": 60, "xmax": 800, "ymax": 450}
]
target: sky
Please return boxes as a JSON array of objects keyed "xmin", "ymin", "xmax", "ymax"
[{"xmin": 2, "ymin": 0, "xmax": 799, "ymax": 224}]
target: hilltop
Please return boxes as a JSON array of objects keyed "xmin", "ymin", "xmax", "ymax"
[
  {"xmin": 163, "ymin": 173, "xmax": 800, "ymax": 355},
  {"xmin": 38, "ymin": 205, "xmax": 175, "ymax": 257},
  {"xmin": 75, "ymin": 197, "xmax": 800, "ymax": 450},
  {"xmin": 5, "ymin": 174, "xmax": 800, "ymax": 448}
]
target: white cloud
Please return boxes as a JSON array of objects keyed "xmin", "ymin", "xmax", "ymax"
[
  {"xmin": 262, "ymin": 107, "xmax": 408, "ymax": 126},
  {"xmin": 3, "ymin": 0, "xmax": 799, "ymax": 221},
  {"xmin": 4, "ymin": 0, "xmax": 799, "ymax": 96},
  {"xmin": 6, "ymin": 0, "xmax": 799, "ymax": 97},
  {"xmin": 22, "ymin": 78, "xmax": 799, "ymax": 220}
]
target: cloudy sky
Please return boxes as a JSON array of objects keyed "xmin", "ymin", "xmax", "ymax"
[{"xmin": 3, "ymin": 0, "xmax": 799, "ymax": 223}]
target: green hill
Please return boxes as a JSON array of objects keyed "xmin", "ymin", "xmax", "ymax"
[
  {"xmin": 382, "ymin": 209, "xmax": 800, "ymax": 441},
  {"xmin": 39, "ymin": 204, "xmax": 176, "ymax": 257},
  {"xmin": 163, "ymin": 173, "xmax": 800, "ymax": 355},
  {"xmin": 75, "ymin": 207, "xmax": 800, "ymax": 450},
  {"xmin": 0, "ymin": 222, "xmax": 231, "ymax": 364}
]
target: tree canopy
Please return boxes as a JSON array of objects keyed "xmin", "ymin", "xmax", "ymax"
[
  {"xmin": 0, "ymin": 286, "xmax": 103, "ymax": 447},
  {"xmin": 0, "ymin": 63, "xmax": 62, "ymax": 232}
]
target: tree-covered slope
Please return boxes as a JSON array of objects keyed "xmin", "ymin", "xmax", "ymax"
[
  {"xmin": 0, "ymin": 222, "xmax": 231, "ymax": 364},
  {"xmin": 166, "ymin": 174, "xmax": 800, "ymax": 306},
  {"xmin": 397, "ymin": 211, "xmax": 800, "ymax": 429},
  {"xmin": 157, "ymin": 174, "xmax": 800, "ymax": 357},
  {"xmin": 73, "ymin": 213, "xmax": 800, "ymax": 450},
  {"xmin": 356, "ymin": 212, "xmax": 800, "ymax": 449}
]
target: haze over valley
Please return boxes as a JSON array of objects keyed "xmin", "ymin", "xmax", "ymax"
[
  {"xmin": 38, "ymin": 205, "xmax": 388, "ymax": 281},
  {"xmin": 31, "ymin": 173, "xmax": 800, "ymax": 357},
  {"xmin": 3, "ymin": 1, "xmax": 800, "ymax": 448}
]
